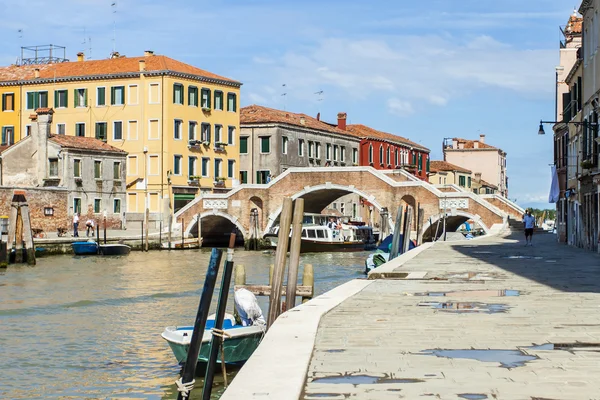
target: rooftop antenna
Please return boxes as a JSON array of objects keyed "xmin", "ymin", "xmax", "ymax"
[
  {"xmin": 82, "ymin": 28, "xmax": 92, "ymax": 59},
  {"xmin": 314, "ymin": 90, "xmax": 324, "ymax": 112},
  {"xmin": 17, "ymin": 29, "xmax": 23, "ymax": 64},
  {"xmin": 111, "ymin": 2, "xmax": 117, "ymax": 53},
  {"xmin": 281, "ymin": 83, "xmax": 287, "ymax": 110}
]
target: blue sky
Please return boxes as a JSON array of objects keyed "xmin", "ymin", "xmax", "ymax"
[{"xmin": 0, "ymin": 0, "xmax": 573, "ymax": 208}]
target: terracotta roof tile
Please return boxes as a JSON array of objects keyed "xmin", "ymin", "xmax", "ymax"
[
  {"xmin": 49, "ymin": 135, "xmax": 126, "ymax": 153},
  {"xmin": 566, "ymin": 14, "xmax": 583, "ymax": 34},
  {"xmin": 430, "ymin": 160, "xmax": 471, "ymax": 174},
  {"xmin": 346, "ymin": 124, "xmax": 429, "ymax": 152},
  {"xmin": 0, "ymin": 54, "xmax": 240, "ymax": 85},
  {"xmin": 450, "ymin": 138, "xmax": 497, "ymax": 150},
  {"xmin": 240, "ymin": 105, "xmax": 351, "ymax": 136},
  {"xmin": 478, "ymin": 179, "xmax": 498, "ymax": 190}
]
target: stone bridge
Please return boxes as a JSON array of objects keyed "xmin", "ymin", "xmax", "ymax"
[{"xmin": 175, "ymin": 167, "xmax": 524, "ymax": 244}]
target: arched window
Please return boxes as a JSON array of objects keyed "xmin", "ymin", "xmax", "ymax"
[
  {"xmin": 395, "ymin": 149, "xmax": 399, "ymax": 166},
  {"xmin": 368, "ymin": 144, "xmax": 373, "ymax": 164},
  {"xmin": 386, "ymin": 146, "xmax": 391, "ymax": 165},
  {"xmin": 379, "ymin": 145, "xmax": 383, "ymax": 165}
]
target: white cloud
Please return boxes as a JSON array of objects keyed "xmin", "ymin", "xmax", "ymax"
[
  {"xmin": 247, "ymin": 92, "xmax": 268, "ymax": 104},
  {"xmin": 387, "ymin": 98, "xmax": 414, "ymax": 116}
]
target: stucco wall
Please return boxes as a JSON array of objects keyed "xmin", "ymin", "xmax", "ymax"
[
  {"xmin": 0, "ymin": 187, "xmax": 69, "ymax": 234},
  {"xmin": 445, "ymin": 150, "xmax": 503, "ymax": 193}
]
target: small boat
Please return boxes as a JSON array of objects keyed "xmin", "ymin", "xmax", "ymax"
[
  {"xmin": 364, "ymin": 234, "xmax": 416, "ymax": 274},
  {"xmin": 72, "ymin": 240, "xmax": 98, "ymax": 255},
  {"xmin": 161, "ymin": 314, "xmax": 264, "ymax": 367},
  {"xmin": 264, "ymin": 213, "xmax": 376, "ymax": 253},
  {"xmin": 161, "ymin": 237, "xmax": 201, "ymax": 249},
  {"xmin": 98, "ymin": 244, "xmax": 131, "ymax": 256}
]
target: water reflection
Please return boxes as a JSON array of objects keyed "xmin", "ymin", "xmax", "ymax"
[{"xmin": 0, "ymin": 249, "xmax": 368, "ymax": 399}]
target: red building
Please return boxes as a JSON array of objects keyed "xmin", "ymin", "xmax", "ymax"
[{"xmin": 335, "ymin": 113, "xmax": 430, "ymax": 181}]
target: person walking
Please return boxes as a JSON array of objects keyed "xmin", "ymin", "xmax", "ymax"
[
  {"xmin": 523, "ymin": 209, "xmax": 535, "ymax": 246},
  {"xmin": 73, "ymin": 213, "xmax": 80, "ymax": 237},
  {"xmin": 85, "ymin": 218, "xmax": 95, "ymax": 237}
]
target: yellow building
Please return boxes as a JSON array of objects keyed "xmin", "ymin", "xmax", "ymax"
[
  {"xmin": 429, "ymin": 160, "xmax": 472, "ymax": 189},
  {"xmin": 0, "ymin": 51, "xmax": 241, "ymax": 217},
  {"xmin": 0, "ymin": 85, "xmax": 21, "ymax": 148}
]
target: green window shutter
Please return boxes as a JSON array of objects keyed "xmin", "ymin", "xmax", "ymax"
[
  {"xmin": 207, "ymin": 90, "xmax": 211, "ymax": 108},
  {"xmin": 33, "ymin": 92, "xmax": 39, "ymax": 109},
  {"xmin": 173, "ymin": 85, "xmax": 177, "ymax": 104},
  {"xmin": 1, "ymin": 94, "xmax": 5, "ymax": 111},
  {"xmin": 256, "ymin": 171, "xmax": 261, "ymax": 184},
  {"xmin": 240, "ymin": 137, "xmax": 248, "ymax": 153},
  {"xmin": 74, "ymin": 89, "xmax": 79, "ymax": 107},
  {"xmin": 120, "ymin": 87, "xmax": 125, "ymax": 105},
  {"xmin": 111, "ymin": 87, "xmax": 115, "ymax": 105},
  {"xmin": 98, "ymin": 87, "xmax": 105, "ymax": 105},
  {"xmin": 26, "ymin": 92, "xmax": 34, "ymax": 109},
  {"xmin": 54, "ymin": 91, "xmax": 58, "ymax": 108},
  {"xmin": 426, "ymin": 157, "xmax": 430, "ymax": 172},
  {"xmin": 84, "ymin": 89, "xmax": 88, "ymax": 107}
]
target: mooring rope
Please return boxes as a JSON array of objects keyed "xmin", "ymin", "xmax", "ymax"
[
  {"xmin": 212, "ymin": 328, "xmax": 232, "ymax": 388},
  {"xmin": 175, "ymin": 377, "xmax": 195, "ymax": 398}
]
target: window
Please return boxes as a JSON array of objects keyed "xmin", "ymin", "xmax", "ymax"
[
  {"xmin": 459, "ymin": 175, "xmax": 466, "ymax": 187},
  {"xmin": 174, "ymin": 119, "xmax": 183, "ymax": 140},
  {"xmin": 113, "ymin": 199, "xmax": 121, "ymax": 214},
  {"xmin": 228, "ymin": 160, "xmax": 235, "ymax": 178},
  {"xmin": 95, "ymin": 122, "xmax": 107, "ymax": 141},
  {"xmin": 75, "ymin": 123, "xmax": 85, "ymax": 137},
  {"xmin": 44, "ymin": 207, "xmax": 54, "ymax": 216},
  {"xmin": 227, "ymin": 92, "xmax": 237, "ymax": 112},
  {"xmin": 188, "ymin": 86, "xmax": 198, "ymax": 106},
  {"xmin": 128, "ymin": 85, "xmax": 138, "ymax": 105},
  {"xmin": 57, "ymin": 123, "xmax": 66, "ymax": 135},
  {"xmin": 214, "ymin": 158, "xmax": 223, "ymax": 178},
  {"xmin": 97, "ymin": 87, "xmax": 106, "ymax": 106},
  {"xmin": 149, "ymin": 83, "xmax": 160, "ymax": 104},
  {"xmin": 228, "ymin": 126, "xmax": 235, "ymax": 145},
  {"xmin": 148, "ymin": 155, "xmax": 159, "ymax": 175},
  {"xmin": 333, "ymin": 145, "xmax": 338, "ymax": 161},
  {"xmin": 94, "ymin": 199, "xmax": 101, "ymax": 213},
  {"xmin": 386, "ymin": 147, "xmax": 391, "ymax": 165},
  {"xmin": 468, "ymin": 176, "xmax": 472, "ymax": 188},
  {"xmin": 26, "ymin": 91, "xmax": 48, "ymax": 109},
  {"xmin": 240, "ymin": 136, "xmax": 248, "ymax": 154},
  {"xmin": 240, "ymin": 171, "xmax": 248, "ymax": 184},
  {"xmin": 128, "ymin": 120, "xmax": 138, "ymax": 140},
  {"xmin": 340, "ymin": 146, "xmax": 345, "ymax": 162},
  {"xmin": 48, "ymin": 158, "xmax": 58, "ymax": 177},
  {"xmin": 113, "ymin": 121, "xmax": 123, "ymax": 140},
  {"xmin": 353, "ymin": 203, "xmax": 357, "ymax": 218},
  {"xmin": 201, "ymin": 123, "xmax": 211, "ymax": 143},
  {"xmin": 215, "ymin": 125, "xmax": 222, "ymax": 143},
  {"xmin": 260, "ymin": 136, "xmax": 270, "ymax": 153},
  {"xmin": 111, "ymin": 86, "xmax": 125, "ymax": 105},
  {"xmin": 173, "ymin": 83, "xmax": 184, "ymax": 104},
  {"xmin": 257, "ymin": 170, "xmax": 269, "ymax": 184},
  {"xmin": 149, "ymin": 119, "xmax": 160, "ymax": 140},
  {"xmin": 368, "ymin": 145, "xmax": 373, "ymax": 164},
  {"xmin": 73, "ymin": 198, "xmax": 82, "ymax": 214},
  {"xmin": 379, "ymin": 145, "xmax": 384, "ymax": 164},
  {"xmin": 316, "ymin": 230, "xmax": 325, "ymax": 239},
  {"xmin": 299, "ymin": 139, "xmax": 305, "ymax": 156},
  {"xmin": 2, "ymin": 93, "xmax": 14, "ymax": 111},
  {"xmin": 113, "ymin": 161, "xmax": 121, "ymax": 180},
  {"xmin": 353, "ymin": 148, "xmax": 358, "ymax": 164},
  {"xmin": 1, "ymin": 126, "xmax": 14, "ymax": 145},
  {"xmin": 395, "ymin": 149, "xmax": 399, "ymax": 166},
  {"xmin": 307, "ymin": 230, "xmax": 316, "ymax": 239},
  {"xmin": 201, "ymin": 88, "xmax": 211, "ymax": 109},
  {"xmin": 94, "ymin": 160, "xmax": 102, "ymax": 179},
  {"xmin": 73, "ymin": 159, "xmax": 81, "ymax": 178},
  {"xmin": 74, "ymin": 88, "xmax": 87, "ymax": 107},
  {"xmin": 173, "ymin": 155, "xmax": 182, "ymax": 175},
  {"xmin": 24, "ymin": 125, "xmax": 31, "ymax": 136},
  {"xmin": 188, "ymin": 156, "xmax": 197, "ymax": 177},
  {"xmin": 326, "ymin": 144, "xmax": 332, "ymax": 160},
  {"xmin": 149, "ymin": 193, "xmax": 159, "ymax": 212},
  {"xmin": 54, "ymin": 90, "xmax": 68, "ymax": 108},
  {"xmin": 308, "ymin": 141, "xmax": 314, "ymax": 157},
  {"xmin": 282, "ymin": 136, "xmax": 288, "ymax": 154},
  {"xmin": 214, "ymin": 91, "xmax": 223, "ymax": 110},
  {"xmin": 201, "ymin": 157, "xmax": 210, "ymax": 177},
  {"xmin": 188, "ymin": 121, "xmax": 197, "ymax": 141},
  {"xmin": 315, "ymin": 143, "xmax": 321, "ymax": 158}
]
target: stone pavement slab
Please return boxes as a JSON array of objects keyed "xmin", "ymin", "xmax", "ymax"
[{"xmin": 303, "ymin": 231, "xmax": 600, "ymax": 399}]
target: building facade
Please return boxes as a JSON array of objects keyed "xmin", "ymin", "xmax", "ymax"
[
  {"xmin": 0, "ymin": 50, "xmax": 241, "ymax": 219},
  {"xmin": 0, "ymin": 85, "xmax": 21, "ymax": 148},
  {"xmin": 429, "ymin": 160, "xmax": 472, "ymax": 189},
  {"xmin": 472, "ymin": 173, "xmax": 498, "ymax": 195},
  {"xmin": 0, "ymin": 108, "xmax": 127, "ymax": 228},
  {"xmin": 443, "ymin": 135, "xmax": 508, "ymax": 197}
]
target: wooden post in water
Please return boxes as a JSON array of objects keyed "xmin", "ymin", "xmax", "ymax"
[
  {"xmin": 389, "ymin": 205, "xmax": 404, "ymax": 260},
  {"xmin": 286, "ymin": 198, "xmax": 304, "ymax": 311},
  {"xmin": 144, "ymin": 208, "xmax": 150, "ymax": 252},
  {"xmin": 0, "ymin": 241, "xmax": 7, "ymax": 268},
  {"xmin": 103, "ymin": 215, "xmax": 107, "ymax": 244},
  {"xmin": 267, "ymin": 197, "xmax": 293, "ymax": 328},
  {"xmin": 202, "ymin": 234, "xmax": 237, "ymax": 400},
  {"xmin": 302, "ymin": 264, "xmax": 314, "ymax": 304},
  {"xmin": 234, "ymin": 264, "xmax": 246, "ymax": 286},
  {"xmin": 96, "ymin": 220, "xmax": 100, "ymax": 251},
  {"xmin": 269, "ymin": 264, "xmax": 274, "ymax": 286},
  {"xmin": 197, "ymin": 214, "xmax": 202, "ymax": 248},
  {"xmin": 181, "ymin": 218, "xmax": 185, "ymax": 250},
  {"xmin": 14, "ymin": 209, "xmax": 23, "ymax": 264},
  {"xmin": 402, "ymin": 206, "xmax": 413, "ymax": 254},
  {"xmin": 159, "ymin": 221, "xmax": 162, "ymax": 248},
  {"xmin": 20, "ymin": 204, "xmax": 35, "ymax": 265},
  {"xmin": 168, "ymin": 213, "xmax": 173, "ymax": 250},
  {"xmin": 176, "ymin": 248, "xmax": 223, "ymax": 400},
  {"xmin": 416, "ymin": 206, "xmax": 425, "ymax": 245},
  {"xmin": 6, "ymin": 204, "xmax": 18, "ymax": 264},
  {"xmin": 141, "ymin": 220, "xmax": 144, "ymax": 251}
]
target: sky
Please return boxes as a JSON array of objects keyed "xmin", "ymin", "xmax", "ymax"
[{"xmin": 0, "ymin": 0, "xmax": 574, "ymax": 209}]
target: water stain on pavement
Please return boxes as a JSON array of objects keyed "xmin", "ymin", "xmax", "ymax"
[
  {"xmin": 458, "ymin": 394, "xmax": 488, "ymax": 399},
  {"xmin": 419, "ymin": 348, "xmax": 538, "ymax": 368},
  {"xmin": 411, "ymin": 289, "xmax": 520, "ymax": 298},
  {"xmin": 418, "ymin": 301, "xmax": 509, "ymax": 314},
  {"xmin": 311, "ymin": 373, "xmax": 424, "ymax": 386}
]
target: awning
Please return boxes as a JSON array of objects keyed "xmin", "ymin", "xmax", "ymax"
[{"xmin": 174, "ymin": 194, "xmax": 196, "ymax": 201}]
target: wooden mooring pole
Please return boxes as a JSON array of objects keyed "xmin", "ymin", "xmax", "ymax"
[
  {"xmin": 389, "ymin": 205, "xmax": 404, "ymax": 260},
  {"xmin": 168, "ymin": 213, "xmax": 173, "ymax": 250},
  {"xmin": 286, "ymin": 198, "xmax": 304, "ymax": 311},
  {"xmin": 402, "ymin": 206, "xmax": 413, "ymax": 254},
  {"xmin": 144, "ymin": 208, "xmax": 150, "ymax": 252}
]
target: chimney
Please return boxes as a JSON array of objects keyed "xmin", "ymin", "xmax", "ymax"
[
  {"xmin": 474, "ymin": 142, "xmax": 479, "ymax": 149},
  {"xmin": 475, "ymin": 172, "xmax": 482, "ymax": 181},
  {"xmin": 458, "ymin": 142, "xmax": 465, "ymax": 150},
  {"xmin": 31, "ymin": 108, "xmax": 54, "ymax": 183},
  {"xmin": 77, "ymin": 52, "xmax": 85, "ymax": 62},
  {"xmin": 144, "ymin": 50, "xmax": 154, "ymax": 57},
  {"xmin": 110, "ymin": 51, "xmax": 120, "ymax": 59},
  {"xmin": 300, "ymin": 116, "xmax": 305, "ymax": 125},
  {"xmin": 139, "ymin": 59, "xmax": 146, "ymax": 72},
  {"xmin": 316, "ymin": 112, "xmax": 320, "ymax": 121},
  {"xmin": 34, "ymin": 68, "xmax": 40, "ymax": 78},
  {"xmin": 479, "ymin": 134, "xmax": 485, "ymax": 143},
  {"xmin": 337, "ymin": 112, "xmax": 347, "ymax": 131}
]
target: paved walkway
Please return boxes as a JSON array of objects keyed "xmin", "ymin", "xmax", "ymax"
[{"xmin": 303, "ymin": 231, "xmax": 600, "ymax": 399}]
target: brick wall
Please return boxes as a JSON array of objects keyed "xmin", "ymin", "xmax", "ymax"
[{"xmin": 0, "ymin": 187, "xmax": 69, "ymax": 234}]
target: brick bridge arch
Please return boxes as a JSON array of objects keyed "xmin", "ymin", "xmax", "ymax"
[
  {"xmin": 421, "ymin": 210, "xmax": 491, "ymax": 241},
  {"xmin": 175, "ymin": 167, "xmax": 513, "ymax": 243}
]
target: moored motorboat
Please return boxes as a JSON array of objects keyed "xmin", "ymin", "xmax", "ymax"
[
  {"xmin": 72, "ymin": 240, "xmax": 98, "ymax": 255},
  {"xmin": 161, "ymin": 237, "xmax": 202, "ymax": 249},
  {"xmin": 98, "ymin": 244, "xmax": 131, "ymax": 256}
]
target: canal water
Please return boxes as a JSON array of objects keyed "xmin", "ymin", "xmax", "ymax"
[{"xmin": 0, "ymin": 249, "xmax": 369, "ymax": 399}]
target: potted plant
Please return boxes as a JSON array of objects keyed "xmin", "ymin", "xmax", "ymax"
[
  {"xmin": 581, "ymin": 160, "xmax": 595, "ymax": 169},
  {"xmin": 213, "ymin": 177, "xmax": 226, "ymax": 186},
  {"xmin": 202, "ymin": 106, "xmax": 211, "ymax": 112},
  {"xmin": 188, "ymin": 175, "xmax": 201, "ymax": 185},
  {"xmin": 215, "ymin": 141, "xmax": 228, "ymax": 147},
  {"xmin": 202, "ymin": 140, "xmax": 210, "ymax": 146}
]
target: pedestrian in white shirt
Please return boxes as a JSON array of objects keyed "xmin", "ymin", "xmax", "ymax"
[
  {"xmin": 85, "ymin": 219, "xmax": 95, "ymax": 237},
  {"xmin": 523, "ymin": 209, "xmax": 536, "ymax": 246},
  {"xmin": 73, "ymin": 213, "xmax": 80, "ymax": 237}
]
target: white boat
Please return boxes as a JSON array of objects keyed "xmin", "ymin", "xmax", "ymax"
[{"xmin": 161, "ymin": 237, "xmax": 202, "ymax": 249}]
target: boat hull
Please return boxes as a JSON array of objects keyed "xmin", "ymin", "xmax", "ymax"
[
  {"xmin": 98, "ymin": 244, "xmax": 131, "ymax": 256},
  {"xmin": 72, "ymin": 241, "xmax": 98, "ymax": 255},
  {"xmin": 264, "ymin": 234, "xmax": 372, "ymax": 253}
]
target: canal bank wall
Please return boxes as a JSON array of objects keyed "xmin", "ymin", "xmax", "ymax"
[
  {"xmin": 33, "ymin": 232, "xmax": 169, "ymax": 255},
  {"xmin": 220, "ymin": 228, "xmax": 600, "ymax": 399}
]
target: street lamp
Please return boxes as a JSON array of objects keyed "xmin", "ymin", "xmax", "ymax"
[{"xmin": 538, "ymin": 119, "xmax": 598, "ymax": 135}]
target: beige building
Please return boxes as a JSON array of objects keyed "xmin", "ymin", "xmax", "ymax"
[
  {"xmin": 443, "ymin": 135, "xmax": 508, "ymax": 197},
  {"xmin": 472, "ymin": 173, "xmax": 498, "ymax": 195},
  {"xmin": 429, "ymin": 160, "xmax": 472, "ymax": 189}
]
